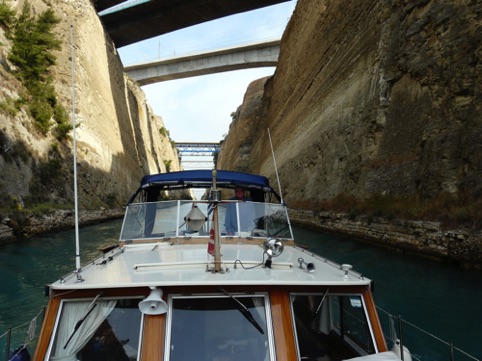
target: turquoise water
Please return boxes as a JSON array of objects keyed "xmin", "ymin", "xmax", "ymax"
[{"xmin": 0, "ymin": 220, "xmax": 481, "ymax": 360}]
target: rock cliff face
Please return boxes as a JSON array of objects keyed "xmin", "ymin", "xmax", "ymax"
[
  {"xmin": 217, "ymin": 0, "xmax": 481, "ymax": 264},
  {"xmin": 219, "ymin": 0, "xmax": 481, "ymax": 208},
  {"xmin": 0, "ymin": 0, "xmax": 179, "ymax": 212}
]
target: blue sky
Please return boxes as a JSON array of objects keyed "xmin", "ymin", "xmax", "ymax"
[{"xmin": 118, "ymin": 1, "xmax": 297, "ymax": 143}]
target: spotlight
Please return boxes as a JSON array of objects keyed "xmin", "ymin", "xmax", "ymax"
[{"xmin": 264, "ymin": 238, "xmax": 284, "ymax": 268}]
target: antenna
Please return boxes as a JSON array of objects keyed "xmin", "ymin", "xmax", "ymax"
[
  {"xmin": 268, "ymin": 128, "xmax": 293, "ymax": 237},
  {"xmin": 71, "ymin": 25, "xmax": 81, "ymax": 271},
  {"xmin": 267, "ymin": 128, "xmax": 284, "ymax": 204}
]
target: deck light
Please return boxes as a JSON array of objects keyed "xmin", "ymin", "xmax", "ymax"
[
  {"xmin": 139, "ymin": 287, "xmax": 168, "ymax": 315},
  {"xmin": 341, "ymin": 264, "xmax": 353, "ymax": 279}
]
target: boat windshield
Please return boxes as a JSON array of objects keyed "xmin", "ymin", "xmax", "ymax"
[
  {"xmin": 167, "ymin": 294, "xmax": 273, "ymax": 361},
  {"xmin": 120, "ymin": 200, "xmax": 293, "ymax": 241}
]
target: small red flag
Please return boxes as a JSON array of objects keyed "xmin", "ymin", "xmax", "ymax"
[{"xmin": 208, "ymin": 228, "xmax": 215, "ymax": 255}]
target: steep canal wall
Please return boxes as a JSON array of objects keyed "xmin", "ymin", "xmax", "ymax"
[
  {"xmin": 290, "ymin": 210, "xmax": 482, "ymax": 268},
  {"xmin": 218, "ymin": 0, "xmax": 481, "ymax": 266}
]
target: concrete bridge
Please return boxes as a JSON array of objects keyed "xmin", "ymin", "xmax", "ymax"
[
  {"xmin": 124, "ymin": 40, "xmax": 280, "ymax": 85},
  {"xmin": 96, "ymin": 0, "xmax": 290, "ymax": 48}
]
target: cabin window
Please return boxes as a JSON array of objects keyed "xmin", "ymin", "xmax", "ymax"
[
  {"xmin": 291, "ymin": 293, "xmax": 376, "ymax": 361},
  {"xmin": 47, "ymin": 297, "xmax": 142, "ymax": 361},
  {"xmin": 166, "ymin": 293, "xmax": 273, "ymax": 361}
]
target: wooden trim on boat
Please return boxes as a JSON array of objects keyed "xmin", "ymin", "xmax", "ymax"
[
  {"xmin": 270, "ymin": 288, "xmax": 298, "ymax": 361},
  {"xmin": 32, "ymin": 288, "xmax": 150, "ymax": 361},
  {"xmin": 363, "ymin": 290, "xmax": 388, "ymax": 352},
  {"xmin": 140, "ymin": 314, "xmax": 166, "ymax": 361},
  {"xmin": 32, "ymin": 295, "xmax": 60, "ymax": 361},
  {"xmin": 33, "ymin": 285, "xmax": 387, "ymax": 361}
]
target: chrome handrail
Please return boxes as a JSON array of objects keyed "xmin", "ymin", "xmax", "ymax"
[{"xmin": 376, "ymin": 306, "xmax": 479, "ymax": 361}]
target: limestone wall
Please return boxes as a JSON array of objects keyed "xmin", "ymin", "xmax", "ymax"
[
  {"xmin": 217, "ymin": 0, "xmax": 481, "ymax": 265},
  {"xmin": 0, "ymin": 0, "xmax": 180, "ymax": 211},
  {"xmin": 219, "ymin": 0, "xmax": 481, "ymax": 205}
]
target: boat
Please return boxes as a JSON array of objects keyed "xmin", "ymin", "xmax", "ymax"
[{"xmin": 29, "ymin": 169, "xmax": 409, "ymax": 361}]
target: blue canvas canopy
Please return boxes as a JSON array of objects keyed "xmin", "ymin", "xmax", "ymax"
[{"xmin": 128, "ymin": 169, "xmax": 281, "ymax": 204}]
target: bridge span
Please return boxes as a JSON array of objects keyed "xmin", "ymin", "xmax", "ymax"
[
  {"xmin": 176, "ymin": 142, "xmax": 220, "ymax": 156},
  {"xmin": 125, "ymin": 40, "xmax": 280, "ymax": 85},
  {"xmin": 176, "ymin": 142, "xmax": 220, "ymax": 170},
  {"xmin": 97, "ymin": 0, "xmax": 291, "ymax": 48}
]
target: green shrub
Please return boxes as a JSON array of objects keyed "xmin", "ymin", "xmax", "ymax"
[
  {"xmin": 159, "ymin": 127, "xmax": 168, "ymax": 137},
  {"xmin": 104, "ymin": 192, "xmax": 117, "ymax": 207},
  {"xmin": 163, "ymin": 159, "xmax": 172, "ymax": 172},
  {"xmin": 7, "ymin": 1, "xmax": 63, "ymax": 133},
  {"xmin": 0, "ymin": 97, "xmax": 19, "ymax": 116},
  {"xmin": 28, "ymin": 202, "xmax": 68, "ymax": 217},
  {"xmin": 321, "ymin": 191, "xmax": 481, "ymax": 230},
  {"xmin": 37, "ymin": 158, "xmax": 61, "ymax": 183},
  {"xmin": 8, "ymin": 3, "xmax": 61, "ymax": 84},
  {"xmin": 29, "ymin": 97, "xmax": 53, "ymax": 133},
  {"xmin": 0, "ymin": 0, "xmax": 15, "ymax": 29},
  {"xmin": 53, "ymin": 104, "xmax": 72, "ymax": 140}
]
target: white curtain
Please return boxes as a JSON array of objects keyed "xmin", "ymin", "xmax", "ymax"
[{"xmin": 50, "ymin": 299, "xmax": 117, "ymax": 361}]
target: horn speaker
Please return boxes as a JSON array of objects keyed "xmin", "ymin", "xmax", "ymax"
[{"xmin": 139, "ymin": 287, "xmax": 168, "ymax": 315}]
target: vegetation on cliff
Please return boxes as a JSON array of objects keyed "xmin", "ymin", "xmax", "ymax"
[
  {"xmin": 1, "ymin": 0, "xmax": 181, "ymax": 239},
  {"xmin": 0, "ymin": 1, "xmax": 77, "ymax": 231},
  {"xmin": 4, "ymin": 1, "xmax": 71, "ymax": 139},
  {"xmin": 298, "ymin": 192, "xmax": 481, "ymax": 232}
]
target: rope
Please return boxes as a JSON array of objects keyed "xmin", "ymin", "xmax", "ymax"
[
  {"xmin": 24, "ymin": 316, "xmax": 37, "ymax": 345},
  {"xmin": 0, "ymin": 307, "xmax": 45, "ymax": 340}
]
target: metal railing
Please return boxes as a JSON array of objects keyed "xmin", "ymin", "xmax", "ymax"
[
  {"xmin": 0, "ymin": 307, "xmax": 44, "ymax": 361},
  {"xmin": 377, "ymin": 306, "xmax": 479, "ymax": 361}
]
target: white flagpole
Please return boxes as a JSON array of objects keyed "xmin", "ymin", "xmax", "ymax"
[
  {"xmin": 212, "ymin": 170, "xmax": 222, "ymax": 272},
  {"xmin": 71, "ymin": 25, "xmax": 81, "ymax": 271},
  {"xmin": 268, "ymin": 128, "xmax": 284, "ymax": 204}
]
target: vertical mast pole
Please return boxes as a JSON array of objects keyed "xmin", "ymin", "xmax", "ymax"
[
  {"xmin": 268, "ymin": 128, "xmax": 284, "ymax": 204},
  {"xmin": 212, "ymin": 170, "xmax": 222, "ymax": 272},
  {"xmin": 71, "ymin": 25, "xmax": 80, "ymax": 270},
  {"xmin": 268, "ymin": 128, "xmax": 293, "ymax": 236}
]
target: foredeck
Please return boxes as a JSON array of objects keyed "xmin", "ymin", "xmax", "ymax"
[
  {"xmin": 50, "ymin": 239, "xmax": 372, "ymax": 290},
  {"xmin": 36, "ymin": 171, "xmax": 389, "ymax": 361}
]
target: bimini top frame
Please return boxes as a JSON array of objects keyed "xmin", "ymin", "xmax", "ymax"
[{"xmin": 127, "ymin": 169, "xmax": 282, "ymax": 204}]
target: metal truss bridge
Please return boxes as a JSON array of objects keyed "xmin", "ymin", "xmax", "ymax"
[
  {"xmin": 176, "ymin": 142, "xmax": 220, "ymax": 156},
  {"xmin": 175, "ymin": 142, "xmax": 221, "ymax": 169}
]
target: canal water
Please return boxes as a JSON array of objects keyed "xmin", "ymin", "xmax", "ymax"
[{"xmin": 0, "ymin": 219, "xmax": 481, "ymax": 361}]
